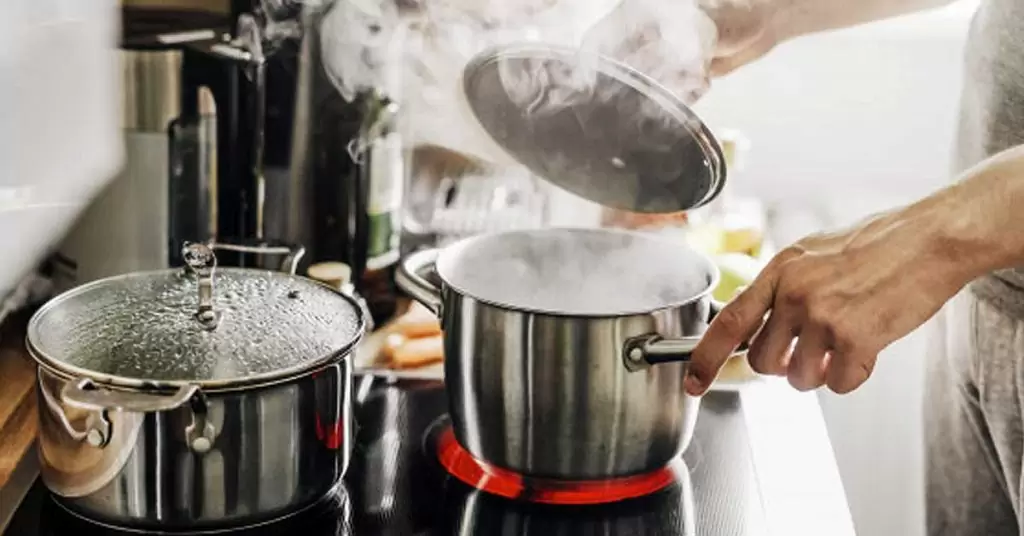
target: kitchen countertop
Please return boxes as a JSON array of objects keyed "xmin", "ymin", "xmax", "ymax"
[
  {"xmin": 0, "ymin": 312, "xmax": 40, "ymax": 531},
  {"xmin": 736, "ymin": 379, "xmax": 855, "ymax": 535}
]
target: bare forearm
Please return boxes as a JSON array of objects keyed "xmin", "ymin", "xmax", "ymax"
[
  {"xmin": 773, "ymin": 0, "xmax": 959, "ymax": 41},
  {"xmin": 918, "ymin": 145, "xmax": 1024, "ymax": 283}
]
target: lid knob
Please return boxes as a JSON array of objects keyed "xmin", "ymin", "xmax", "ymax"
[{"xmin": 182, "ymin": 242, "xmax": 222, "ymax": 331}]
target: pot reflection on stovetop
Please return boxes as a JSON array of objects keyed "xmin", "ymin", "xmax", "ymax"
[
  {"xmin": 8, "ymin": 378, "xmax": 765, "ymax": 536},
  {"xmin": 346, "ymin": 378, "xmax": 701, "ymax": 536},
  {"xmin": 437, "ymin": 470, "xmax": 696, "ymax": 536},
  {"xmin": 346, "ymin": 378, "xmax": 450, "ymax": 533},
  {"xmin": 34, "ymin": 484, "xmax": 353, "ymax": 536}
]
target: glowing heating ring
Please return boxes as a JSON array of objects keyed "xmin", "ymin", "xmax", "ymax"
[{"xmin": 435, "ymin": 426, "xmax": 677, "ymax": 505}]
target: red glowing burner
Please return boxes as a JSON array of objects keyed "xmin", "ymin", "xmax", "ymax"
[{"xmin": 432, "ymin": 424, "xmax": 679, "ymax": 505}]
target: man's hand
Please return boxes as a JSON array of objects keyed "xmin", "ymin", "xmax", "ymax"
[
  {"xmin": 698, "ymin": 0, "xmax": 780, "ymax": 77},
  {"xmin": 683, "ymin": 204, "xmax": 978, "ymax": 395},
  {"xmin": 580, "ymin": 0, "xmax": 784, "ymax": 98},
  {"xmin": 580, "ymin": 0, "xmax": 720, "ymax": 103}
]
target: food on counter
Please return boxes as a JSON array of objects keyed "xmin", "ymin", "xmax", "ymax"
[
  {"xmin": 362, "ymin": 300, "xmax": 445, "ymax": 372},
  {"xmin": 307, "ymin": 262, "xmax": 352, "ymax": 290},
  {"xmin": 393, "ymin": 301, "xmax": 442, "ymax": 339},
  {"xmin": 385, "ymin": 334, "xmax": 444, "ymax": 369},
  {"xmin": 601, "ymin": 209, "xmax": 689, "ymax": 230},
  {"xmin": 717, "ymin": 351, "xmax": 759, "ymax": 383}
]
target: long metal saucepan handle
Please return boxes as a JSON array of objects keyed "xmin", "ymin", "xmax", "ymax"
[
  {"xmin": 395, "ymin": 248, "xmax": 443, "ymax": 316},
  {"xmin": 623, "ymin": 300, "xmax": 752, "ymax": 371}
]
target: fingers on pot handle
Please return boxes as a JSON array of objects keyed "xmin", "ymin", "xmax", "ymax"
[
  {"xmin": 395, "ymin": 248, "xmax": 443, "ymax": 316},
  {"xmin": 623, "ymin": 334, "xmax": 702, "ymax": 372},
  {"xmin": 622, "ymin": 299, "xmax": 752, "ymax": 373},
  {"xmin": 709, "ymin": 299, "xmax": 752, "ymax": 353}
]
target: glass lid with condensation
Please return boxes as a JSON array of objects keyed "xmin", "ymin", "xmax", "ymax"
[
  {"xmin": 27, "ymin": 244, "xmax": 365, "ymax": 387},
  {"xmin": 462, "ymin": 44, "xmax": 727, "ymax": 214}
]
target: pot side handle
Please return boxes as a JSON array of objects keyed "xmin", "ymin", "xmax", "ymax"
[
  {"xmin": 208, "ymin": 240, "xmax": 306, "ymax": 275},
  {"xmin": 395, "ymin": 248, "xmax": 443, "ymax": 316},
  {"xmin": 622, "ymin": 300, "xmax": 751, "ymax": 372},
  {"xmin": 61, "ymin": 378, "xmax": 199, "ymax": 414}
]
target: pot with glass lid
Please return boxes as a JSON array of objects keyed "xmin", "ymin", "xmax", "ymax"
[{"xmin": 26, "ymin": 242, "xmax": 367, "ymax": 531}]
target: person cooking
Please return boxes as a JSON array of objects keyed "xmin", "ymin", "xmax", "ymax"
[{"xmin": 596, "ymin": 0, "xmax": 1024, "ymax": 533}]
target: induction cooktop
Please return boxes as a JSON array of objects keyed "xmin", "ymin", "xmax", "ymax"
[{"xmin": 4, "ymin": 378, "xmax": 768, "ymax": 536}]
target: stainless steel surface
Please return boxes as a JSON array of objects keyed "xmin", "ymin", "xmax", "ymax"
[
  {"xmin": 396, "ymin": 231, "xmax": 726, "ymax": 480},
  {"xmin": 393, "ymin": 249, "xmax": 442, "ymax": 316},
  {"xmin": 623, "ymin": 334, "xmax": 701, "ymax": 373},
  {"xmin": 208, "ymin": 239, "xmax": 306, "ymax": 275},
  {"xmin": 183, "ymin": 242, "xmax": 222, "ymax": 329},
  {"xmin": 624, "ymin": 302, "xmax": 750, "ymax": 371},
  {"xmin": 462, "ymin": 44, "xmax": 726, "ymax": 214},
  {"xmin": 426, "ymin": 228, "xmax": 717, "ymax": 316},
  {"xmin": 36, "ymin": 360, "xmax": 352, "ymax": 531},
  {"xmin": 121, "ymin": 49, "xmax": 182, "ymax": 132},
  {"xmin": 27, "ymin": 253, "xmax": 366, "ymax": 529}
]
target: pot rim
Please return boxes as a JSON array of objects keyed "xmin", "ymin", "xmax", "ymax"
[
  {"xmin": 26, "ymin": 267, "xmax": 367, "ymax": 393},
  {"xmin": 434, "ymin": 227, "xmax": 721, "ymax": 318}
]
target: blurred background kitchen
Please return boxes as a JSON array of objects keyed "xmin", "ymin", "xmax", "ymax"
[{"xmin": 0, "ymin": 0, "xmax": 979, "ymax": 534}]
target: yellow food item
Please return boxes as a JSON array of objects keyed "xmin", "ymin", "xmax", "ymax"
[
  {"xmin": 684, "ymin": 224, "xmax": 724, "ymax": 256},
  {"xmin": 712, "ymin": 253, "xmax": 761, "ymax": 302},
  {"xmin": 721, "ymin": 227, "xmax": 764, "ymax": 257},
  {"xmin": 307, "ymin": 262, "xmax": 352, "ymax": 290}
]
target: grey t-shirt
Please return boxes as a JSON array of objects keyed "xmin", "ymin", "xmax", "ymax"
[{"xmin": 957, "ymin": 0, "xmax": 1024, "ymax": 317}]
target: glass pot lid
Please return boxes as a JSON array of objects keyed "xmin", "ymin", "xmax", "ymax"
[
  {"xmin": 462, "ymin": 44, "xmax": 726, "ymax": 214},
  {"xmin": 27, "ymin": 244, "xmax": 366, "ymax": 388}
]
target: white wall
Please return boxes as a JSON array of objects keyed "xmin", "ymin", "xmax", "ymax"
[{"xmin": 693, "ymin": 3, "xmax": 977, "ymax": 536}]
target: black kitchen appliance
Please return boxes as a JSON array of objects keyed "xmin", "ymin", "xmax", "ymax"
[
  {"xmin": 4, "ymin": 379, "xmax": 772, "ymax": 536},
  {"xmin": 55, "ymin": 0, "xmax": 405, "ymax": 325}
]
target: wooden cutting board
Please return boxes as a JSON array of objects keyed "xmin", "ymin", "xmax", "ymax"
[{"xmin": 0, "ymin": 313, "xmax": 39, "ymax": 490}]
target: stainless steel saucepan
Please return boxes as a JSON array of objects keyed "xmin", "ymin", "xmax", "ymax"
[{"xmin": 396, "ymin": 227, "xmax": 744, "ymax": 481}]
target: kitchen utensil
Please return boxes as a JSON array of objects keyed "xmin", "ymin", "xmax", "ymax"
[
  {"xmin": 27, "ymin": 242, "xmax": 367, "ymax": 531},
  {"xmin": 396, "ymin": 227, "xmax": 746, "ymax": 480},
  {"xmin": 462, "ymin": 43, "xmax": 726, "ymax": 214}
]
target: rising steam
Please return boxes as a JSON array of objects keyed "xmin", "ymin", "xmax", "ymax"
[{"xmin": 316, "ymin": 0, "xmax": 720, "ymax": 163}]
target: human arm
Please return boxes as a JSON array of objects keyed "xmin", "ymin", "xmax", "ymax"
[
  {"xmin": 684, "ymin": 143, "xmax": 1024, "ymax": 395},
  {"xmin": 706, "ymin": 0, "xmax": 961, "ymax": 74}
]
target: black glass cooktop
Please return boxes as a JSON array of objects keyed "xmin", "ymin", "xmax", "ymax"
[{"xmin": 4, "ymin": 379, "xmax": 767, "ymax": 536}]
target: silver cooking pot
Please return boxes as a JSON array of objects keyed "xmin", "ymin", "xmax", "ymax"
[
  {"xmin": 396, "ymin": 227, "xmax": 743, "ymax": 481},
  {"xmin": 26, "ymin": 243, "xmax": 367, "ymax": 531}
]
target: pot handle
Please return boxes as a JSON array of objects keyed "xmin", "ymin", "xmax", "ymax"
[
  {"xmin": 59, "ymin": 379, "xmax": 204, "ymax": 449},
  {"xmin": 395, "ymin": 248, "xmax": 442, "ymax": 316},
  {"xmin": 208, "ymin": 239, "xmax": 306, "ymax": 275},
  {"xmin": 622, "ymin": 300, "xmax": 751, "ymax": 372},
  {"xmin": 62, "ymin": 378, "xmax": 199, "ymax": 414}
]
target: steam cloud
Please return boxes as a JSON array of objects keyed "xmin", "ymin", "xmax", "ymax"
[{"xmin": 316, "ymin": 0, "xmax": 720, "ymax": 164}]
